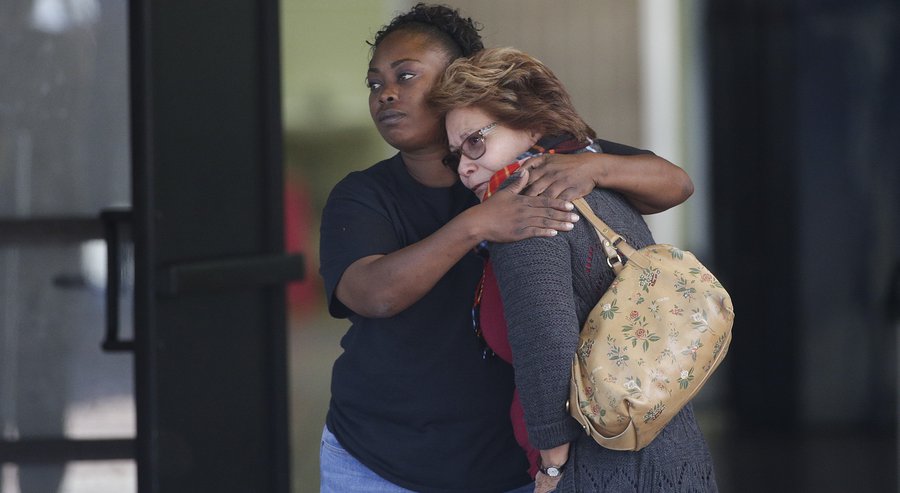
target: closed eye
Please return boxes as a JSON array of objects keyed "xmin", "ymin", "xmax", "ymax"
[{"xmin": 467, "ymin": 134, "xmax": 484, "ymax": 146}]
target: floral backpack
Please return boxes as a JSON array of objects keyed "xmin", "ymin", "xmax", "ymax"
[{"xmin": 568, "ymin": 197, "xmax": 734, "ymax": 451}]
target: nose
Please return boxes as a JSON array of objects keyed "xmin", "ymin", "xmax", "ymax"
[
  {"xmin": 379, "ymin": 83, "xmax": 397, "ymax": 105},
  {"xmin": 457, "ymin": 157, "xmax": 477, "ymax": 177}
]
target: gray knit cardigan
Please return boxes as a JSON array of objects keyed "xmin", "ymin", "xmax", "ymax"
[{"xmin": 491, "ymin": 187, "xmax": 719, "ymax": 492}]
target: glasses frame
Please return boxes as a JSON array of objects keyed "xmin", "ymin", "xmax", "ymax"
[{"xmin": 442, "ymin": 122, "xmax": 498, "ymax": 170}]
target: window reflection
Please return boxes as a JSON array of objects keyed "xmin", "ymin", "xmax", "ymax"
[
  {"xmin": 0, "ymin": 0, "xmax": 129, "ymax": 217},
  {"xmin": 30, "ymin": 0, "xmax": 100, "ymax": 34},
  {"xmin": 0, "ymin": 0, "xmax": 134, "ymax": 491}
]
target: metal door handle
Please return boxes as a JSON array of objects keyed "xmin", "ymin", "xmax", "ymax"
[
  {"xmin": 889, "ymin": 261, "xmax": 900, "ymax": 323},
  {"xmin": 100, "ymin": 208, "xmax": 135, "ymax": 352},
  {"xmin": 157, "ymin": 253, "xmax": 304, "ymax": 296}
]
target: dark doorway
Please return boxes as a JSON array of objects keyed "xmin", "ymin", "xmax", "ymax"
[{"xmin": 707, "ymin": 0, "xmax": 899, "ymax": 491}]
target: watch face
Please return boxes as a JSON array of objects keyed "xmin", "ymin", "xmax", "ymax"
[{"xmin": 546, "ymin": 466, "xmax": 561, "ymax": 477}]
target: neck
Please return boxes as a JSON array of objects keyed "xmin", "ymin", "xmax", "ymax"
[{"xmin": 401, "ymin": 147, "xmax": 459, "ymax": 187}]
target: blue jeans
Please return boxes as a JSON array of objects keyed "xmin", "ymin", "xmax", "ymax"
[{"xmin": 320, "ymin": 426, "xmax": 534, "ymax": 493}]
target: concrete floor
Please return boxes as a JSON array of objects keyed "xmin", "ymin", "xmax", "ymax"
[{"xmin": 288, "ymin": 313, "xmax": 345, "ymax": 492}]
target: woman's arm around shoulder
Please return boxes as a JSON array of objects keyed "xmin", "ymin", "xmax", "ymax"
[
  {"xmin": 522, "ymin": 148, "xmax": 693, "ymax": 214},
  {"xmin": 333, "ymin": 171, "xmax": 581, "ymax": 318}
]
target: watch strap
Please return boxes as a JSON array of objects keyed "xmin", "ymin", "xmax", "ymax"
[{"xmin": 538, "ymin": 459, "xmax": 567, "ymax": 477}]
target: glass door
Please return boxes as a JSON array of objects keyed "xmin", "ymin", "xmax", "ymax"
[
  {"xmin": 1, "ymin": 1, "xmax": 296, "ymax": 491},
  {"xmin": 0, "ymin": 1, "xmax": 135, "ymax": 492}
]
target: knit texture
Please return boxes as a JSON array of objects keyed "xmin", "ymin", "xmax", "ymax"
[{"xmin": 491, "ymin": 188, "xmax": 718, "ymax": 492}]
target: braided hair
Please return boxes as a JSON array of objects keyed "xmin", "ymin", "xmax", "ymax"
[{"xmin": 368, "ymin": 3, "xmax": 484, "ymax": 60}]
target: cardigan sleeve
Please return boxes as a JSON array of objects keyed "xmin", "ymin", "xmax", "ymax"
[
  {"xmin": 491, "ymin": 234, "xmax": 584, "ymax": 449},
  {"xmin": 491, "ymin": 187, "xmax": 654, "ymax": 450}
]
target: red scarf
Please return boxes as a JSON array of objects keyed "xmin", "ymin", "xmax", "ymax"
[
  {"xmin": 481, "ymin": 135, "xmax": 591, "ymax": 201},
  {"xmin": 481, "ymin": 163, "xmax": 522, "ymax": 201}
]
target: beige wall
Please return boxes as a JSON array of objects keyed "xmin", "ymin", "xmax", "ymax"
[
  {"xmin": 445, "ymin": 0, "xmax": 643, "ymax": 146},
  {"xmin": 280, "ymin": 0, "xmax": 645, "ymax": 145}
]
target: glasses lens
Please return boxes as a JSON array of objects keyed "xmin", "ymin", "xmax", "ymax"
[
  {"xmin": 463, "ymin": 134, "xmax": 486, "ymax": 161},
  {"xmin": 462, "ymin": 123, "xmax": 496, "ymax": 161},
  {"xmin": 442, "ymin": 151, "xmax": 461, "ymax": 170}
]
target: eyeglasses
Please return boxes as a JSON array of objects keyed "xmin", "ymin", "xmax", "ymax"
[{"xmin": 442, "ymin": 122, "xmax": 498, "ymax": 170}]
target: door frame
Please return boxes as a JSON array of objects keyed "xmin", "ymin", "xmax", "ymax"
[{"xmin": 130, "ymin": 0, "xmax": 295, "ymax": 491}]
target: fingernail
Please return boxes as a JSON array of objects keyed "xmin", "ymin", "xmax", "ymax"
[
  {"xmin": 570, "ymin": 214, "xmax": 580, "ymax": 222},
  {"xmin": 548, "ymin": 229, "xmax": 558, "ymax": 236},
  {"xmin": 564, "ymin": 222, "xmax": 574, "ymax": 230},
  {"xmin": 564, "ymin": 202, "xmax": 574, "ymax": 210}
]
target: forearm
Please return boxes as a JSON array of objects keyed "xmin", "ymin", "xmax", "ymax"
[
  {"xmin": 493, "ymin": 239, "xmax": 582, "ymax": 449},
  {"xmin": 336, "ymin": 208, "xmax": 485, "ymax": 318},
  {"xmin": 522, "ymin": 150, "xmax": 693, "ymax": 213},
  {"xmin": 540, "ymin": 443, "xmax": 570, "ymax": 468},
  {"xmin": 334, "ymin": 177, "xmax": 578, "ymax": 318},
  {"xmin": 594, "ymin": 153, "xmax": 693, "ymax": 214},
  {"xmin": 535, "ymin": 442, "xmax": 570, "ymax": 493}
]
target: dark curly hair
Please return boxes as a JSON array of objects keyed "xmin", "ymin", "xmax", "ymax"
[{"xmin": 368, "ymin": 3, "xmax": 484, "ymax": 60}]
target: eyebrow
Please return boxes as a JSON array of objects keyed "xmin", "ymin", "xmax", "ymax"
[
  {"xmin": 367, "ymin": 58, "xmax": 421, "ymax": 73},
  {"xmin": 445, "ymin": 131, "xmax": 470, "ymax": 153},
  {"xmin": 456, "ymin": 128, "xmax": 477, "ymax": 141}
]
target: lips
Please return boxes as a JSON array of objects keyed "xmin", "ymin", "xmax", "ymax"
[
  {"xmin": 377, "ymin": 109, "xmax": 406, "ymax": 125},
  {"xmin": 472, "ymin": 181, "xmax": 488, "ymax": 199}
]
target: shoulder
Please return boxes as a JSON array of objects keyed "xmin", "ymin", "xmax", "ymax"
[
  {"xmin": 491, "ymin": 231, "xmax": 569, "ymax": 269},
  {"xmin": 329, "ymin": 154, "xmax": 400, "ymax": 197},
  {"xmin": 582, "ymin": 188, "xmax": 637, "ymax": 218},
  {"xmin": 580, "ymin": 189, "xmax": 654, "ymax": 248},
  {"xmin": 323, "ymin": 155, "xmax": 411, "ymax": 216},
  {"xmin": 589, "ymin": 138, "xmax": 654, "ymax": 157}
]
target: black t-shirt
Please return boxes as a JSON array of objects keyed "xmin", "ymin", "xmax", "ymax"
[{"xmin": 319, "ymin": 154, "xmax": 530, "ymax": 492}]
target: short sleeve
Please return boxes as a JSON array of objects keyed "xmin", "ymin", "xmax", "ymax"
[
  {"xmin": 319, "ymin": 172, "xmax": 402, "ymax": 318},
  {"xmin": 592, "ymin": 138, "xmax": 654, "ymax": 157}
]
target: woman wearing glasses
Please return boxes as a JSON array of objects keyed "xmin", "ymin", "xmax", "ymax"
[
  {"xmin": 318, "ymin": 4, "xmax": 695, "ymax": 493},
  {"xmin": 429, "ymin": 47, "xmax": 718, "ymax": 493}
]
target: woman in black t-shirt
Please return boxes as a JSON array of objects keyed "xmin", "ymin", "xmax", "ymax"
[{"xmin": 318, "ymin": 4, "xmax": 695, "ymax": 493}]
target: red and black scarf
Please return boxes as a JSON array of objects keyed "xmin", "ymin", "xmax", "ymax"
[{"xmin": 481, "ymin": 134, "xmax": 592, "ymax": 201}]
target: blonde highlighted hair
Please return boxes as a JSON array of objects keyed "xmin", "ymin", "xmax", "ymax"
[{"xmin": 430, "ymin": 47, "xmax": 596, "ymax": 142}]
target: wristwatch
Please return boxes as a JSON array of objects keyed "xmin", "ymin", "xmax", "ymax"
[{"xmin": 539, "ymin": 460, "xmax": 567, "ymax": 478}]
